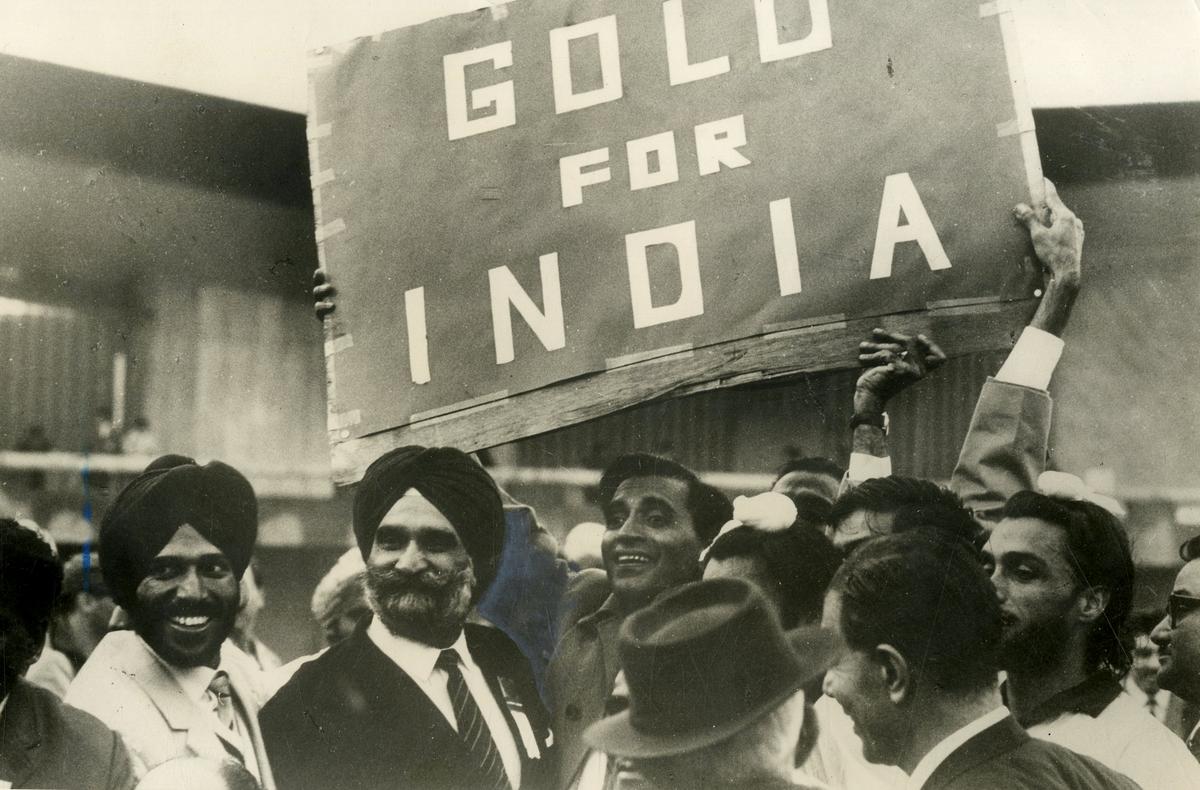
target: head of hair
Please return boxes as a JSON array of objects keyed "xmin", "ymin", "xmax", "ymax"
[
  {"xmin": 772, "ymin": 457, "xmax": 845, "ymax": 487},
  {"xmin": 598, "ymin": 454, "xmax": 732, "ymax": 544},
  {"xmin": 831, "ymin": 531, "xmax": 1001, "ymax": 694},
  {"xmin": 54, "ymin": 551, "xmax": 109, "ymax": 614},
  {"xmin": 134, "ymin": 756, "xmax": 260, "ymax": 790},
  {"xmin": 1180, "ymin": 534, "xmax": 1200, "ymax": 563},
  {"xmin": 703, "ymin": 525, "xmax": 841, "ymax": 628},
  {"xmin": 829, "ymin": 476, "xmax": 981, "ymax": 545},
  {"xmin": 1002, "ymin": 490, "xmax": 1134, "ymax": 678},
  {"xmin": 0, "ymin": 518, "xmax": 63, "ymax": 642},
  {"xmin": 635, "ymin": 690, "xmax": 807, "ymax": 789}
]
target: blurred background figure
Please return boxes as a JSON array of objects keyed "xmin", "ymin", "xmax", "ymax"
[
  {"xmin": 770, "ymin": 457, "xmax": 843, "ymax": 528},
  {"xmin": 1125, "ymin": 614, "xmax": 1188, "ymax": 737},
  {"xmin": 27, "ymin": 549, "xmax": 115, "ymax": 697},
  {"xmin": 14, "ymin": 423, "xmax": 52, "ymax": 490},
  {"xmin": 309, "ymin": 547, "xmax": 368, "ymax": 647},
  {"xmin": 120, "ymin": 417, "xmax": 160, "ymax": 457},
  {"xmin": 135, "ymin": 757, "xmax": 260, "ymax": 790},
  {"xmin": 232, "ymin": 560, "xmax": 282, "ymax": 671},
  {"xmin": 563, "ymin": 521, "xmax": 605, "ymax": 570}
]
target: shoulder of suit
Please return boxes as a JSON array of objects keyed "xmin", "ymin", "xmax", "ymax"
[
  {"xmin": 17, "ymin": 680, "xmax": 124, "ymax": 758},
  {"xmin": 262, "ymin": 630, "xmax": 369, "ymax": 714},
  {"xmin": 67, "ymin": 631, "xmax": 148, "ymax": 696},
  {"xmin": 557, "ymin": 569, "xmax": 611, "ymax": 629}
]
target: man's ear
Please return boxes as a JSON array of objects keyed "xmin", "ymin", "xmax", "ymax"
[
  {"xmin": 873, "ymin": 644, "xmax": 911, "ymax": 704},
  {"xmin": 1077, "ymin": 586, "xmax": 1112, "ymax": 625}
]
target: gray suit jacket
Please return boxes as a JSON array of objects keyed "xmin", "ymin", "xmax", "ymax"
[
  {"xmin": 546, "ymin": 570, "xmax": 623, "ymax": 790},
  {"xmin": 951, "ymin": 377, "xmax": 1052, "ymax": 520},
  {"xmin": 65, "ymin": 630, "xmax": 276, "ymax": 789}
]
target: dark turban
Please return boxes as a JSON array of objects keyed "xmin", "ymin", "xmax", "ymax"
[
  {"xmin": 99, "ymin": 455, "xmax": 257, "ymax": 610},
  {"xmin": 353, "ymin": 446, "xmax": 505, "ymax": 595}
]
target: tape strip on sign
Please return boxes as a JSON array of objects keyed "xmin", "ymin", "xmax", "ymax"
[
  {"xmin": 324, "ymin": 334, "xmax": 354, "ymax": 357},
  {"xmin": 605, "ymin": 344, "xmax": 694, "ymax": 370},
  {"xmin": 307, "ymin": 123, "xmax": 332, "ymax": 141},
  {"xmin": 761, "ymin": 313, "xmax": 848, "ymax": 336},
  {"xmin": 410, "ymin": 390, "xmax": 510, "ymax": 425},
  {"xmin": 311, "ymin": 169, "xmax": 336, "ymax": 189},
  {"xmin": 328, "ymin": 409, "xmax": 362, "ymax": 431},
  {"xmin": 316, "ymin": 218, "xmax": 347, "ymax": 243},
  {"xmin": 978, "ymin": 0, "xmax": 1009, "ymax": 18},
  {"xmin": 308, "ymin": 53, "xmax": 333, "ymax": 71},
  {"xmin": 490, "ymin": 3, "xmax": 509, "ymax": 21}
]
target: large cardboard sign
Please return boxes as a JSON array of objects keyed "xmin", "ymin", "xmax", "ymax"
[{"xmin": 308, "ymin": 0, "xmax": 1042, "ymax": 483}]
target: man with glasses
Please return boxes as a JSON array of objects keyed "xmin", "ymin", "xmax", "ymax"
[{"xmin": 1151, "ymin": 535, "xmax": 1200, "ymax": 759}]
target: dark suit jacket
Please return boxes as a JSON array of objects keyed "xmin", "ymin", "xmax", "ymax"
[
  {"xmin": 923, "ymin": 716, "xmax": 1141, "ymax": 790},
  {"xmin": 0, "ymin": 678, "xmax": 136, "ymax": 790},
  {"xmin": 260, "ymin": 622, "xmax": 553, "ymax": 790}
]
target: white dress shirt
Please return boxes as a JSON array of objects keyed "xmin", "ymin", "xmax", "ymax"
[
  {"xmin": 905, "ymin": 706, "xmax": 1009, "ymax": 790},
  {"xmin": 994, "ymin": 326, "xmax": 1064, "ymax": 390},
  {"xmin": 367, "ymin": 618, "xmax": 522, "ymax": 788}
]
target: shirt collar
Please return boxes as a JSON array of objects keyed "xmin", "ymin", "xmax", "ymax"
[
  {"xmin": 906, "ymin": 706, "xmax": 1009, "ymax": 790},
  {"xmin": 366, "ymin": 617, "xmax": 471, "ymax": 682},
  {"xmin": 1006, "ymin": 672, "xmax": 1122, "ymax": 727},
  {"xmin": 578, "ymin": 594, "xmax": 622, "ymax": 628}
]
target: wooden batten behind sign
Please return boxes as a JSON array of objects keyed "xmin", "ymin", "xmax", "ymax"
[{"xmin": 328, "ymin": 299, "xmax": 1033, "ymax": 484}]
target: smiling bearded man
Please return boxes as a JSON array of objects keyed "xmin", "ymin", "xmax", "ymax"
[
  {"xmin": 66, "ymin": 455, "xmax": 276, "ymax": 787},
  {"xmin": 260, "ymin": 446, "xmax": 552, "ymax": 790}
]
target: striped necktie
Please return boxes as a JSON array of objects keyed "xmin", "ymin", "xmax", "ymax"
[
  {"xmin": 208, "ymin": 671, "xmax": 245, "ymax": 763},
  {"xmin": 436, "ymin": 649, "xmax": 511, "ymax": 790}
]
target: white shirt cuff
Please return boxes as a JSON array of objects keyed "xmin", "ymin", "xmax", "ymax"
[
  {"xmin": 847, "ymin": 452, "xmax": 892, "ymax": 483},
  {"xmin": 994, "ymin": 326, "xmax": 1064, "ymax": 391}
]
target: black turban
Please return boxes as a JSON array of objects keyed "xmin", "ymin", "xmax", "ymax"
[
  {"xmin": 353, "ymin": 446, "xmax": 505, "ymax": 594},
  {"xmin": 99, "ymin": 455, "xmax": 258, "ymax": 610}
]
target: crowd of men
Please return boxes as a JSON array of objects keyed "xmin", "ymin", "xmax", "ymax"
[{"xmin": 2, "ymin": 179, "xmax": 1198, "ymax": 789}]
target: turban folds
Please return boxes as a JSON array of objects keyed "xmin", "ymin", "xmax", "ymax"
[
  {"xmin": 99, "ymin": 455, "xmax": 258, "ymax": 609},
  {"xmin": 353, "ymin": 446, "xmax": 505, "ymax": 594}
]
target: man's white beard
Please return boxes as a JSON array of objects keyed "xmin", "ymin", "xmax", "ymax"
[{"xmin": 366, "ymin": 565, "xmax": 475, "ymax": 648}]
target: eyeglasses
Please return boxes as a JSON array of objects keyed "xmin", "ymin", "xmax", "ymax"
[{"xmin": 1168, "ymin": 592, "xmax": 1200, "ymax": 628}]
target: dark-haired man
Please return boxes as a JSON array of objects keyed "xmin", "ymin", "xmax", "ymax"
[
  {"xmin": 826, "ymin": 475, "xmax": 981, "ymax": 555},
  {"xmin": 548, "ymin": 453, "xmax": 732, "ymax": 789},
  {"xmin": 770, "ymin": 456, "xmax": 843, "ymax": 525},
  {"xmin": 260, "ymin": 446, "xmax": 551, "ymax": 790},
  {"xmin": 0, "ymin": 519, "xmax": 136, "ymax": 790},
  {"xmin": 1151, "ymin": 535, "xmax": 1200, "ymax": 757},
  {"xmin": 67, "ymin": 456, "xmax": 276, "ymax": 787},
  {"xmin": 984, "ymin": 489, "xmax": 1200, "ymax": 789},
  {"xmin": 823, "ymin": 531, "xmax": 1138, "ymax": 789}
]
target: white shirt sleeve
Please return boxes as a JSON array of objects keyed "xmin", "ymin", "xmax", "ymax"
[
  {"xmin": 994, "ymin": 327, "xmax": 1065, "ymax": 391},
  {"xmin": 847, "ymin": 452, "xmax": 892, "ymax": 484}
]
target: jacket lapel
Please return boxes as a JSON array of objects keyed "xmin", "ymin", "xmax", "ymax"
[
  {"xmin": 221, "ymin": 644, "xmax": 276, "ymax": 790},
  {"xmin": 923, "ymin": 717, "xmax": 1028, "ymax": 790}
]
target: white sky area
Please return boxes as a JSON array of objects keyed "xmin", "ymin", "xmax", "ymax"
[{"xmin": 0, "ymin": 0, "xmax": 1196, "ymax": 113}]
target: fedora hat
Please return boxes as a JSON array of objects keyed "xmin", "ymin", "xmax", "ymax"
[{"xmin": 583, "ymin": 577, "xmax": 843, "ymax": 759}]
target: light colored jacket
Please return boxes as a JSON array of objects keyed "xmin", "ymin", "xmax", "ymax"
[{"xmin": 65, "ymin": 630, "xmax": 276, "ymax": 789}]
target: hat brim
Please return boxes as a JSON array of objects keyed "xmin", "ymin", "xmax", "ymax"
[{"xmin": 584, "ymin": 625, "xmax": 844, "ymax": 759}]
